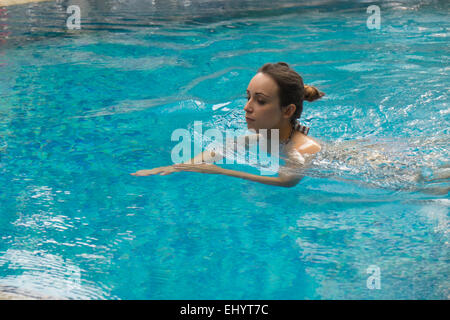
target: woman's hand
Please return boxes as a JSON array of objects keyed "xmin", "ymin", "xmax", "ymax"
[
  {"xmin": 172, "ymin": 163, "xmax": 223, "ymax": 174},
  {"xmin": 130, "ymin": 165, "xmax": 179, "ymax": 176}
]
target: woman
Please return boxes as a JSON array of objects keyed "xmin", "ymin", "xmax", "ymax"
[{"xmin": 130, "ymin": 62, "xmax": 324, "ymax": 187}]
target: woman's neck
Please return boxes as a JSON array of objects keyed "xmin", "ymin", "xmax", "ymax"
[
  {"xmin": 280, "ymin": 123, "xmax": 293, "ymax": 143},
  {"xmin": 264, "ymin": 121, "xmax": 293, "ymax": 144}
]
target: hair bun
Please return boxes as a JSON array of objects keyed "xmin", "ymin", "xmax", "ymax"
[
  {"xmin": 276, "ymin": 62, "xmax": 290, "ymax": 68},
  {"xmin": 304, "ymin": 85, "xmax": 325, "ymax": 102}
]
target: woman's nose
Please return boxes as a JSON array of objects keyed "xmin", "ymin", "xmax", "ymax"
[{"xmin": 244, "ymin": 101, "xmax": 253, "ymax": 113}]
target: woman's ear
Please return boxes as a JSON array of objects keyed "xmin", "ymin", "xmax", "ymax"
[{"xmin": 284, "ymin": 104, "xmax": 297, "ymax": 119}]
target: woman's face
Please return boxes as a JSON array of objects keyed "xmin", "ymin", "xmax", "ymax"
[{"xmin": 244, "ymin": 72, "xmax": 286, "ymax": 131}]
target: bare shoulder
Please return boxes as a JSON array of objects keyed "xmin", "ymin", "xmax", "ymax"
[{"xmin": 291, "ymin": 132, "xmax": 322, "ymax": 155}]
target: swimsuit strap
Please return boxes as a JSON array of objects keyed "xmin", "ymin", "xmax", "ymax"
[
  {"xmin": 293, "ymin": 120, "xmax": 310, "ymax": 135},
  {"xmin": 282, "ymin": 121, "xmax": 310, "ymax": 145}
]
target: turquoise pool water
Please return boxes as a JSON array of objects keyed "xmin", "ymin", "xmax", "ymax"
[{"xmin": 0, "ymin": 0, "xmax": 448, "ymax": 299}]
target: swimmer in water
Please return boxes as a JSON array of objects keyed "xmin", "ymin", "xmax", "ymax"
[
  {"xmin": 131, "ymin": 62, "xmax": 324, "ymax": 187},
  {"xmin": 130, "ymin": 62, "xmax": 449, "ymax": 194}
]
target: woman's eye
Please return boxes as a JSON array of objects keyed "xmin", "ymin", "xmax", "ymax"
[{"xmin": 245, "ymin": 95, "xmax": 265, "ymax": 104}]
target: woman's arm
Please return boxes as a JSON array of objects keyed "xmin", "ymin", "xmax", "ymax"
[
  {"xmin": 184, "ymin": 164, "xmax": 303, "ymax": 187},
  {"xmin": 131, "ymin": 146, "xmax": 224, "ymax": 176},
  {"xmin": 172, "ymin": 151, "xmax": 308, "ymax": 188},
  {"xmin": 132, "ymin": 137, "xmax": 315, "ymax": 188},
  {"xmin": 130, "ymin": 133, "xmax": 257, "ymax": 176}
]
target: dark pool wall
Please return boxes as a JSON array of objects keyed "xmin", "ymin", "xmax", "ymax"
[{"xmin": 2, "ymin": 0, "xmax": 447, "ymax": 49}]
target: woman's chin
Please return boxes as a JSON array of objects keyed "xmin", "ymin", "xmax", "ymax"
[
  {"xmin": 246, "ymin": 122, "xmax": 256, "ymax": 129},
  {"xmin": 247, "ymin": 122, "xmax": 262, "ymax": 131}
]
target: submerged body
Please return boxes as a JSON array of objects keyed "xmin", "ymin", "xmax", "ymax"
[{"xmin": 300, "ymin": 136, "xmax": 449, "ymax": 194}]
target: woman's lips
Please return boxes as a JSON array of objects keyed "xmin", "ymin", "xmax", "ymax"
[{"xmin": 245, "ymin": 116, "xmax": 255, "ymax": 122}]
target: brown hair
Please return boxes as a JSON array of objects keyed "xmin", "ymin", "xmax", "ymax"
[{"xmin": 257, "ymin": 62, "xmax": 324, "ymax": 124}]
